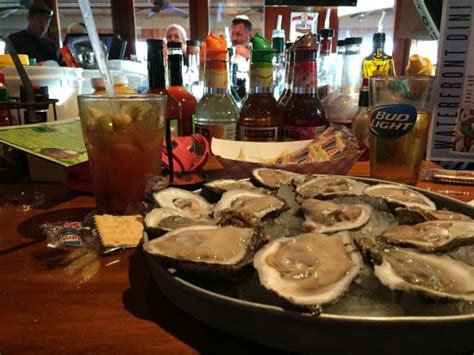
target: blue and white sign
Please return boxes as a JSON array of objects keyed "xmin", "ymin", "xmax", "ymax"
[{"xmin": 370, "ymin": 104, "xmax": 418, "ymax": 139}]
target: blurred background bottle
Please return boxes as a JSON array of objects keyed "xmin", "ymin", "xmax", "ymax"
[
  {"xmin": 352, "ymin": 78, "xmax": 370, "ymax": 160},
  {"xmin": 167, "ymin": 41, "xmax": 197, "ymax": 136},
  {"xmin": 184, "ymin": 40, "xmax": 204, "ymax": 102},
  {"xmin": 326, "ymin": 37, "xmax": 362, "ymax": 128},
  {"xmin": 277, "ymin": 41, "xmax": 294, "ymax": 107},
  {"xmin": 239, "ymin": 33, "xmax": 280, "ymax": 142},
  {"xmin": 272, "ymin": 15, "xmax": 286, "ymax": 102},
  {"xmin": 362, "ymin": 32, "xmax": 395, "ymax": 78},
  {"xmin": 317, "ymin": 28, "xmax": 335, "ymax": 101},
  {"xmin": 194, "ymin": 33, "xmax": 239, "ymax": 142},
  {"xmin": 281, "ymin": 33, "xmax": 327, "ymax": 141},
  {"xmin": 146, "ymin": 39, "xmax": 181, "ymax": 135}
]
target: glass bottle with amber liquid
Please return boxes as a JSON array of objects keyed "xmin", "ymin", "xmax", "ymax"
[
  {"xmin": 167, "ymin": 42, "xmax": 197, "ymax": 136},
  {"xmin": 239, "ymin": 33, "xmax": 280, "ymax": 141},
  {"xmin": 362, "ymin": 32, "xmax": 395, "ymax": 78},
  {"xmin": 146, "ymin": 39, "xmax": 181, "ymax": 135},
  {"xmin": 281, "ymin": 33, "xmax": 327, "ymax": 141},
  {"xmin": 194, "ymin": 33, "xmax": 239, "ymax": 141}
]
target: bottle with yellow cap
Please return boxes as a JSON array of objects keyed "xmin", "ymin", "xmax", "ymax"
[
  {"xmin": 194, "ymin": 33, "xmax": 239, "ymax": 141},
  {"xmin": 91, "ymin": 75, "xmax": 137, "ymax": 94}
]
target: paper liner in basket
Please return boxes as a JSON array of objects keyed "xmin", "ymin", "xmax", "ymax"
[{"xmin": 212, "ymin": 138, "xmax": 363, "ymax": 180}]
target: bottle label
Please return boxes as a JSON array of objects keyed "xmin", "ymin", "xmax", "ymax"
[
  {"xmin": 250, "ymin": 62, "xmax": 273, "ymax": 89},
  {"xmin": 293, "ymin": 61, "xmax": 317, "ymax": 90},
  {"xmin": 195, "ymin": 123, "xmax": 236, "ymax": 142},
  {"xmin": 205, "ymin": 61, "xmax": 228, "ymax": 89},
  {"xmin": 370, "ymin": 104, "xmax": 417, "ymax": 138},
  {"xmin": 239, "ymin": 126, "xmax": 279, "ymax": 141},
  {"xmin": 282, "ymin": 125, "xmax": 326, "ymax": 141}
]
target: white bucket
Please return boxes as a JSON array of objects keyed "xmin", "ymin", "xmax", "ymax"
[{"xmin": 0, "ymin": 66, "xmax": 83, "ymax": 121}]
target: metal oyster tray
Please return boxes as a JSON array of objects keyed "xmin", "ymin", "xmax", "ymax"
[{"xmin": 144, "ymin": 177, "xmax": 474, "ymax": 354}]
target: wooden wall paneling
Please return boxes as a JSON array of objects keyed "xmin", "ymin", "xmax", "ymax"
[{"xmin": 111, "ymin": 0, "xmax": 136, "ymax": 58}]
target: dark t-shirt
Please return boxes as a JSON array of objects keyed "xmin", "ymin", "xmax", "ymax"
[{"xmin": 8, "ymin": 30, "xmax": 59, "ymax": 63}]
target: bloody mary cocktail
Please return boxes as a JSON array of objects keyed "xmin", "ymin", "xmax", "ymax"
[{"xmin": 78, "ymin": 94, "xmax": 166, "ymax": 215}]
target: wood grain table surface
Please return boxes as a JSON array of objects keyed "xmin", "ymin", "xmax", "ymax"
[{"xmin": 0, "ymin": 157, "xmax": 473, "ymax": 353}]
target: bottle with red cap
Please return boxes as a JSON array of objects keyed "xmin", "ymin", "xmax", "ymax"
[{"xmin": 281, "ymin": 33, "xmax": 327, "ymax": 141}]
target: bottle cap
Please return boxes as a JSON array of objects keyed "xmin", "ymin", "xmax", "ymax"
[
  {"xmin": 186, "ymin": 39, "xmax": 200, "ymax": 47},
  {"xmin": 345, "ymin": 37, "xmax": 362, "ymax": 45},
  {"xmin": 319, "ymin": 28, "xmax": 334, "ymax": 39},
  {"xmin": 146, "ymin": 39, "xmax": 164, "ymax": 48},
  {"xmin": 205, "ymin": 32, "xmax": 228, "ymax": 61},
  {"xmin": 167, "ymin": 41, "xmax": 182, "ymax": 49},
  {"xmin": 272, "ymin": 28, "xmax": 285, "ymax": 39},
  {"xmin": 251, "ymin": 33, "xmax": 273, "ymax": 62},
  {"xmin": 373, "ymin": 32, "xmax": 385, "ymax": 42},
  {"xmin": 293, "ymin": 33, "xmax": 318, "ymax": 61}
]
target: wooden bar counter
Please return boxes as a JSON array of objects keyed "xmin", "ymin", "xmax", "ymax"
[{"xmin": 1, "ymin": 158, "xmax": 473, "ymax": 353}]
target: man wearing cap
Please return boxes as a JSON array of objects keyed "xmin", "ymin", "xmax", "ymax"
[{"xmin": 8, "ymin": 3, "xmax": 59, "ymax": 63}]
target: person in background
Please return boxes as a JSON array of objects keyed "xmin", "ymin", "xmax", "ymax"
[
  {"xmin": 7, "ymin": 3, "xmax": 59, "ymax": 63},
  {"xmin": 165, "ymin": 23, "xmax": 188, "ymax": 54},
  {"xmin": 67, "ymin": 22, "xmax": 87, "ymax": 35},
  {"xmin": 230, "ymin": 15, "xmax": 252, "ymax": 61}
]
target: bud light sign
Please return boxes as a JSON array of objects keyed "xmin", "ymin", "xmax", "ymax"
[{"xmin": 370, "ymin": 104, "xmax": 417, "ymax": 138}]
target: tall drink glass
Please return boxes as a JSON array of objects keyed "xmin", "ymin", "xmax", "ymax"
[
  {"xmin": 78, "ymin": 94, "xmax": 166, "ymax": 215},
  {"xmin": 369, "ymin": 76, "xmax": 434, "ymax": 185}
]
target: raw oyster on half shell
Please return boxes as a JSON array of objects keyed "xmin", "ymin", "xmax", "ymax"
[
  {"xmin": 153, "ymin": 187, "xmax": 213, "ymax": 219},
  {"xmin": 364, "ymin": 184, "xmax": 436, "ymax": 211},
  {"xmin": 253, "ymin": 231, "xmax": 362, "ymax": 306},
  {"xmin": 395, "ymin": 206, "xmax": 472, "ymax": 225},
  {"xmin": 144, "ymin": 225, "xmax": 266, "ymax": 278},
  {"xmin": 144, "ymin": 208, "xmax": 215, "ymax": 236},
  {"xmin": 251, "ymin": 168, "xmax": 306, "ymax": 190},
  {"xmin": 296, "ymin": 176, "xmax": 368, "ymax": 200},
  {"xmin": 201, "ymin": 179, "xmax": 267, "ymax": 202},
  {"xmin": 378, "ymin": 220, "xmax": 474, "ymax": 252},
  {"xmin": 373, "ymin": 248, "xmax": 474, "ymax": 302},
  {"xmin": 213, "ymin": 189, "xmax": 287, "ymax": 221},
  {"xmin": 300, "ymin": 199, "xmax": 373, "ymax": 233}
]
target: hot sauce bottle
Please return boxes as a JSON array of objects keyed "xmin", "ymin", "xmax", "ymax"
[
  {"xmin": 194, "ymin": 33, "xmax": 239, "ymax": 142},
  {"xmin": 281, "ymin": 33, "xmax": 327, "ymax": 141},
  {"xmin": 146, "ymin": 39, "xmax": 181, "ymax": 135},
  {"xmin": 239, "ymin": 33, "xmax": 280, "ymax": 142},
  {"xmin": 167, "ymin": 42, "xmax": 197, "ymax": 136}
]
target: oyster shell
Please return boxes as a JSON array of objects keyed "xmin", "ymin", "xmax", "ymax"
[
  {"xmin": 144, "ymin": 225, "xmax": 266, "ymax": 278},
  {"xmin": 395, "ymin": 206, "xmax": 472, "ymax": 225},
  {"xmin": 378, "ymin": 220, "xmax": 474, "ymax": 252},
  {"xmin": 253, "ymin": 231, "xmax": 362, "ymax": 306},
  {"xmin": 300, "ymin": 199, "xmax": 373, "ymax": 233},
  {"xmin": 213, "ymin": 189, "xmax": 287, "ymax": 221},
  {"xmin": 144, "ymin": 208, "xmax": 215, "ymax": 236},
  {"xmin": 364, "ymin": 184, "xmax": 436, "ymax": 211},
  {"xmin": 153, "ymin": 187, "xmax": 213, "ymax": 219},
  {"xmin": 201, "ymin": 179, "xmax": 267, "ymax": 202},
  {"xmin": 296, "ymin": 176, "xmax": 368, "ymax": 200},
  {"xmin": 373, "ymin": 248, "xmax": 474, "ymax": 301},
  {"xmin": 251, "ymin": 168, "xmax": 306, "ymax": 190}
]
